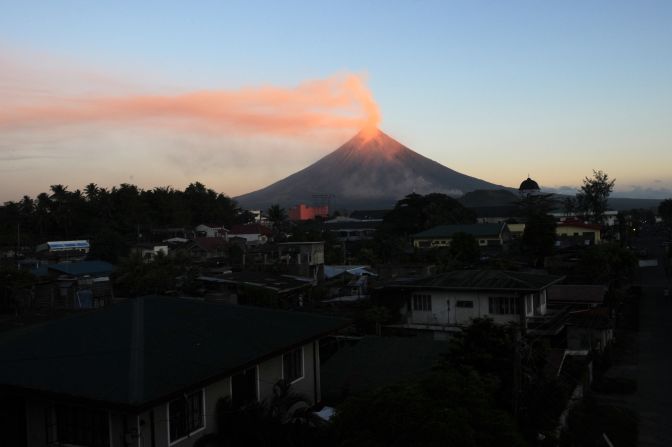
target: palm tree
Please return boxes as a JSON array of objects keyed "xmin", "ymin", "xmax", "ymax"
[
  {"xmin": 84, "ymin": 183, "xmax": 99, "ymax": 201},
  {"xmin": 267, "ymin": 204, "xmax": 288, "ymax": 231}
]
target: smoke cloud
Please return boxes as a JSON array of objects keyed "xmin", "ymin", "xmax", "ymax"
[{"xmin": 0, "ymin": 73, "xmax": 380, "ymax": 136}]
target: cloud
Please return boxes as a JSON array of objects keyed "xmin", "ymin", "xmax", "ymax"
[{"xmin": 0, "ymin": 67, "xmax": 380, "ymax": 137}]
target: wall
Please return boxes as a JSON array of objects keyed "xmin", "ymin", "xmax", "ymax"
[{"xmin": 406, "ymin": 290, "xmax": 537, "ymax": 326}]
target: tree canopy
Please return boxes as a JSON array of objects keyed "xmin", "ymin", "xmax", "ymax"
[
  {"xmin": 576, "ymin": 170, "xmax": 615, "ymax": 223},
  {"xmin": 0, "ymin": 182, "xmax": 251, "ymax": 262}
]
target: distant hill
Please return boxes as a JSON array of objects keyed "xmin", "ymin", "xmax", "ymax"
[{"xmin": 235, "ymin": 129, "xmax": 504, "ymax": 210}]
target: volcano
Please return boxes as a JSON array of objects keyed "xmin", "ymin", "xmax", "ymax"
[{"xmin": 235, "ymin": 129, "xmax": 505, "ymax": 209}]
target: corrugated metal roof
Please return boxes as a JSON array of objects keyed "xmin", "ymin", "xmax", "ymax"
[
  {"xmin": 413, "ymin": 223, "xmax": 505, "ymax": 239},
  {"xmin": 396, "ymin": 270, "xmax": 564, "ymax": 292},
  {"xmin": 0, "ymin": 296, "xmax": 347, "ymax": 408}
]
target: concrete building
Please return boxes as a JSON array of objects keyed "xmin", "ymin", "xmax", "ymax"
[
  {"xmin": 0, "ymin": 297, "xmax": 347, "ymax": 447},
  {"xmin": 412, "ymin": 223, "xmax": 511, "ymax": 249}
]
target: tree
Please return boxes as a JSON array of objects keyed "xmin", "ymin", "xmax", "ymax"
[
  {"xmin": 576, "ymin": 170, "xmax": 615, "ymax": 223},
  {"xmin": 332, "ymin": 369, "xmax": 524, "ymax": 447},
  {"xmin": 268, "ymin": 204, "xmax": 288, "ymax": 232},
  {"xmin": 522, "ymin": 213, "xmax": 557, "ymax": 265},
  {"xmin": 517, "ymin": 193, "xmax": 557, "ymax": 265},
  {"xmin": 658, "ymin": 199, "xmax": 672, "ymax": 227},
  {"xmin": 449, "ymin": 232, "xmax": 480, "ymax": 264}
]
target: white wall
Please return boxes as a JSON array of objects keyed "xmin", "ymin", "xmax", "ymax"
[{"xmin": 407, "ymin": 290, "xmax": 540, "ymax": 326}]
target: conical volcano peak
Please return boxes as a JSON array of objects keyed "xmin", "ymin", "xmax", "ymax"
[
  {"xmin": 342, "ymin": 128, "xmax": 407, "ymax": 158},
  {"xmin": 235, "ymin": 128, "xmax": 504, "ymax": 209}
]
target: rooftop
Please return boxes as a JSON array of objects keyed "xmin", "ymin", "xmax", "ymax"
[
  {"xmin": 0, "ymin": 296, "xmax": 347, "ymax": 409},
  {"xmin": 413, "ymin": 223, "xmax": 506, "ymax": 239},
  {"xmin": 391, "ymin": 270, "xmax": 564, "ymax": 292},
  {"xmin": 547, "ymin": 284, "xmax": 608, "ymax": 304}
]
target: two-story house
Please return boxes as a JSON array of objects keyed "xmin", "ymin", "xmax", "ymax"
[{"xmin": 0, "ymin": 296, "xmax": 347, "ymax": 447}]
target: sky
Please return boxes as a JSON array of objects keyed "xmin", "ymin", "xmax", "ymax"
[{"xmin": 1, "ymin": 0, "xmax": 671, "ymax": 201}]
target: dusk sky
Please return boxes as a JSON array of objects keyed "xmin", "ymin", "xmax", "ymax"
[{"xmin": 1, "ymin": 0, "xmax": 671, "ymax": 201}]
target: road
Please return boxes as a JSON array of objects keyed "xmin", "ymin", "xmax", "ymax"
[{"xmin": 631, "ymin": 229, "xmax": 672, "ymax": 446}]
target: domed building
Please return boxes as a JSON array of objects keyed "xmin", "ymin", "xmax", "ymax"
[{"xmin": 519, "ymin": 176, "xmax": 541, "ymax": 196}]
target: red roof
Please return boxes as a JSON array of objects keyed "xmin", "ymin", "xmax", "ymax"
[{"xmin": 230, "ymin": 223, "xmax": 272, "ymax": 236}]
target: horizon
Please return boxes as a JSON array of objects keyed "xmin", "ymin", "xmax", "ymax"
[{"xmin": 2, "ymin": 1, "xmax": 672, "ymax": 201}]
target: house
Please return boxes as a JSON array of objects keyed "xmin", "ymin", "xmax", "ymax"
[
  {"xmin": 323, "ymin": 216, "xmax": 380, "ymax": 242},
  {"xmin": 130, "ymin": 243, "xmax": 169, "ymax": 262},
  {"xmin": 412, "ymin": 223, "xmax": 511, "ymax": 249},
  {"xmin": 229, "ymin": 223, "xmax": 273, "ymax": 244},
  {"xmin": 35, "ymin": 240, "xmax": 90, "ymax": 262},
  {"xmin": 0, "ymin": 296, "xmax": 347, "ymax": 447},
  {"xmin": 277, "ymin": 241, "xmax": 325, "ymax": 281},
  {"xmin": 197, "ymin": 271, "xmax": 313, "ymax": 307},
  {"xmin": 288, "ymin": 204, "xmax": 329, "ymax": 221},
  {"xmin": 194, "ymin": 224, "xmax": 229, "ymax": 240},
  {"xmin": 30, "ymin": 260, "xmax": 115, "ymax": 309},
  {"xmin": 555, "ymin": 221, "xmax": 602, "ymax": 246},
  {"xmin": 469, "ymin": 205, "xmax": 519, "ymax": 224},
  {"xmin": 377, "ymin": 270, "xmax": 564, "ymax": 338}
]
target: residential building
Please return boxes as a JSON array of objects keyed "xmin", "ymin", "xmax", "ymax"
[
  {"xmin": 377, "ymin": 270, "xmax": 564, "ymax": 338},
  {"xmin": 323, "ymin": 216, "xmax": 379, "ymax": 241},
  {"xmin": 0, "ymin": 296, "xmax": 347, "ymax": 447},
  {"xmin": 194, "ymin": 224, "xmax": 229, "ymax": 239},
  {"xmin": 229, "ymin": 224, "xmax": 273, "ymax": 244},
  {"xmin": 130, "ymin": 243, "xmax": 169, "ymax": 262},
  {"xmin": 412, "ymin": 223, "xmax": 511, "ymax": 249},
  {"xmin": 565, "ymin": 307, "xmax": 614, "ymax": 352},
  {"xmin": 277, "ymin": 241, "xmax": 325, "ymax": 281},
  {"xmin": 547, "ymin": 284, "xmax": 608, "ymax": 309},
  {"xmin": 35, "ymin": 240, "xmax": 90, "ymax": 262},
  {"xmin": 30, "ymin": 260, "xmax": 115, "ymax": 309},
  {"xmin": 555, "ymin": 221, "xmax": 602, "ymax": 245}
]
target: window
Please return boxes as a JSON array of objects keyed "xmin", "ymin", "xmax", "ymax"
[
  {"xmin": 46, "ymin": 404, "xmax": 110, "ymax": 447},
  {"xmin": 456, "ymin": 300, "xmax": 474, "ymax": 308},
  {"xmin": 169, "ymin": 390, "xmax": 204, "ymax": 443},
  {"xmin": 283, "ymin": 347, "xmax": 304, "ymax": 383},
  {"xmin": 488, "ymin": 296, "xmax": 519, "ymax": 315},
  {"xmin": 231, "ymin": 367, "xmax": 258, "ymax": 409},
  {"xmin": 412, "ymin": 294, "xmax": 432, "ymax": 311}
]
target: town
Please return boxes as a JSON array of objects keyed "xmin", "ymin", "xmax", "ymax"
[{"xmin": 1, "ymin": 170, "xmax": 671, "ymax": 447}]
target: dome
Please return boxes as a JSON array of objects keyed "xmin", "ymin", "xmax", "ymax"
[{"xmin": 519, "ymin": 177, "xmax": 540, "ymax": 192}]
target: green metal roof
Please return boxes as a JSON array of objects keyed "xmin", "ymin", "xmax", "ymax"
[
  {"xmin": 400, "ymin": 270, "xmax": 564, "ymax": 292},
  {"xmin": 0, "ymin": 297, "xmax": 347, "ymax": 409},
  {"xmin": 412, "ymin": 223, "xmax": 505, "ymax": 239}
]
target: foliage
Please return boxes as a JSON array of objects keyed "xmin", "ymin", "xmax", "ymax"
[
  {"xmin": 658, "ymin": 198, "xmax": 672, "ymax": 226},
  {"xmin": 522, "ymin": 213, "xmax": 557, "ymax": 264},
  {"xmin": 449, "ymin": 232, "xmax": 480, "ymax": 263},
  {"xmin": 0, "ymin": 182, "xmax": 249, "ymax": 263},
  {"xmin": 578, "ymin": 243, "xmax": 637, "ymax": 282},
  {"xmin": 207, "ymin": 381, "xmax": 327, "ymax": 447},
  {"xmin": 0, "ymin": 265, "xmax": 36, "ymax": 313},
  {"xmin": 380, "ymin": 193, "xmax": 476, "ymax": 237},
  {"xmin": 332, "ymin": 368, "xmax": 524, "ymax": 447},
  {"xmin": 268, "ymin": 204, "xmax": 288, "ymax": 234},
  {"xmin": 113, "ymin": 251, "xmax": 196, "ymax": 297},
  {"xmin": 576, "ymin": 170, "xmax": 615, "ymax": 223}
]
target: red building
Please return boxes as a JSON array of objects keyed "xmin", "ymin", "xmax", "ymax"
[{"xmin": 288, "ymin": 203, "xmax": 329, "ymax": 221}]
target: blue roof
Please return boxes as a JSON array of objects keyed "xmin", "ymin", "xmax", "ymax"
[{"xmin": 47, "ymin": 260, "xmax": 115, "ymax": 277}]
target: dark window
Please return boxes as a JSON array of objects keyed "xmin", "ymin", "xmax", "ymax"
[
  {"xmin": 169, "ymin": 390, "xmax": 204, "ymax": 443},
  {"xmin": 456, "ymin": 300, "xmax": 474, "ymax": 308},
  {"xmin": 488, "ymin": 296, "xmax": 519, "ymax": 315},
  {"xmin": 231, "ymin": 367, "xmax": 258, "ymax": 409},
  {"xmin": 412, "ymin": 294, "xmax": 432, "ymax": 311},
  {"xmin": 46, "ymin": 404, "xmax": 110, "ymax": 447},
  {"xmin": 283, "ymin": 347, "xmax": 304, "ymax": 383}
]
